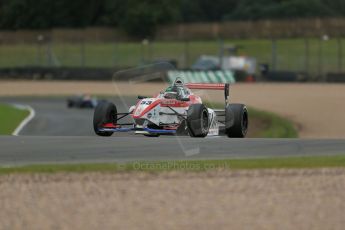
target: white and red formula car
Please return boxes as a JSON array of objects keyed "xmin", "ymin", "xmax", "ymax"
[{"xmin": 93, "ymin": 78, "xmax": 248, "ymax": 138}]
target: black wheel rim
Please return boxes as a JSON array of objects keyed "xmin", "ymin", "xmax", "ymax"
[
  {"xmin": 242, "ymin": 110, "xmax": 248, "ymax": 135},
  {"xmin": 201, "ymin": 110, "xmax": 208, "ymax": 133}
]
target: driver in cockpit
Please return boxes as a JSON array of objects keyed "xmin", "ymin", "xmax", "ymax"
[{"xmin": 163, "ymin": 86, "xmax": 180, "ymax": 99}]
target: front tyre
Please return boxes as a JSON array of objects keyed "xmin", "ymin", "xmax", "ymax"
[
  {"xmin": 143, "ymin": 124, "xmax": 160, "ymax": 137},
  {"xmin": 93, "ymin": 101, "xmax": 117, "ymax": 137},
  {"xmin": 67, "ymin": 100, "xmax": 74, "ymax": 108},
  {"xmin": 144, "ymin": 134, "xmax": 160, "ymax": 137},
  {"xmin": 225, "ymin": 104, "xmax": 248, "ymax": 138},
  {"xmin": 187, "ymin": 104, "xmax": 209, "ymax": 137}
]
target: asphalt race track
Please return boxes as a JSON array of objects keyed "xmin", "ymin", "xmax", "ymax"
[
  {"xmin": 1, "ymin": 97, "xmax": 137, "ymax": 136},
  {"xmin": 1, "ymin": 136, "xmax": 345, "ymax": 165},
  {"xmin": 1, "ymin": 97, "xmax": 345, "ymax": 165}
]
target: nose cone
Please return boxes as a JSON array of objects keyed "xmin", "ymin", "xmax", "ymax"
[{"xmin": 133, "ymin": 98, "xmax": 160, "ymax": 118}]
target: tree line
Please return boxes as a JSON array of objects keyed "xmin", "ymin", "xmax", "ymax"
[{"xmin": 1, "ymin": 0, "xmax": 345, "ymax": 38}]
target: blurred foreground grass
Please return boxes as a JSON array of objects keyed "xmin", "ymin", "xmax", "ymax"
[{"xmin": 1, "ymin": 155, "xmax": 345, "ymax": 174}]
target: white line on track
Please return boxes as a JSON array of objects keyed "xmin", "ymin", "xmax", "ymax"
[{"xmin": 11, "ymin": 104, "xmax": 36, "ymax": 136}]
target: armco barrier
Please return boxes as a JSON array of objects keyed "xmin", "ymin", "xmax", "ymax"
[
  {"xmin": 263, "ymin": 71, "xmax": 309, "ymax": 82},
  {"xmin": 326, "ymin": 73, "xmax": 345, "ymax": 83}
]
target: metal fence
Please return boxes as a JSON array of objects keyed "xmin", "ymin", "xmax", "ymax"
[
  {"xmin": 0, "ymin": 37, "xmax": 344, "ymax": 79},
  {"xmin": 2, "ymin": 18, "xmax": 345, "ymax": 43}
]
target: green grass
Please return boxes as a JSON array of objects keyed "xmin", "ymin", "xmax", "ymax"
[
  {"xmin": 205, "ymin": 101, "xmax": 298, "ymax": 138},
  {"xmin": 0, "ymin": 39, "xmax": 343, "ymax": 75},
  {"xmin": 1, "ymin": 155, "xmax": 345, "ymax": 174},
  {"xmin": 0, "ymin": 104, "xmax": 29, "ymax": 135},
  {"xmin": 248, "ymin": 107, "xmax": 298, "ymax": 138}
]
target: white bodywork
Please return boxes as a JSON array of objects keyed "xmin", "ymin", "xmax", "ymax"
[{"xmin": 131, "ymin": 98, "xmax": 220, "ymax": 136}]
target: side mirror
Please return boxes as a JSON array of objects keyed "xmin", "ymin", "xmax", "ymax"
[
  {"xmin": 138, "ymin": 95, "xmax": 148, "ymax": 99},
  {"xmin": 180, "ymin": 97, "xmax": 190, "ymax": 102}
]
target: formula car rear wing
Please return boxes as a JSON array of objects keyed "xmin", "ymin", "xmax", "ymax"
[{"xmin": 185, "ymin": 83, "xmax": 230, "ymax": 105}]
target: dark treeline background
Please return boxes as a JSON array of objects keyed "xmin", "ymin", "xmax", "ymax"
[{"xmin": 1, "ymin": 0, "xmax": 345, "ymax": 37}]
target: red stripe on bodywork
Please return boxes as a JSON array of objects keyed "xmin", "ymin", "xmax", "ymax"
[
  {"xmin": 186, "ymin": 83, "xmax": 225, "ymax": 90},
  {"xmin": 102, "ymin": 123, "xmax": 119, "ymax": 128},
  {"xmin": 132, "ymin": 99, "xmax": 161, "ymax": 119},
  {"xmin": 160, "ymin": 99, "xmax": 189, "ymax": 107}
]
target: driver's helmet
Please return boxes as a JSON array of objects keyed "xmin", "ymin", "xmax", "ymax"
[{"xmin": 164, "ymin": 86, "xmax": 179, "ymax": 99}]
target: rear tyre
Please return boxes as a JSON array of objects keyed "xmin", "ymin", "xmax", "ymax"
[
  {"xmin": 93, "ymin": 101, "xmax": 117, "ymax": 137},
  {"xmin": 186, "ymin": 104, "xmax": 209, "ymax": 137},
  {"xmin": 225, "ymin": 104, "xmax": 248, "ymax": 138}
]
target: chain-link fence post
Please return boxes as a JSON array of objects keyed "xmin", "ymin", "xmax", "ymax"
[
  {"xmin": 304, "ymin": 37, "xmax": 310, "ymax": 77},
  {"xmin": 184, "ymin": 40, "xmax": 189, "ymax": 68},
  {"xmin": 80, "ymin": 40, "xmax": 85, "ymax": 68},
  {"xmin": 271, "ymin": 38, "xmax": 277, "ymax": 71},
  {"xmin": 337, "ymin": 37, "xmax": 343, "ymax": 73},
  {"xmin": 218, "ymin": 38, "xmax": 224, "ymax": 69},
  {"xmin": 46, "ymin": 40, "xmax": 53, "ymax": 67},
  {"xmin": 112, "ymin": 41, "xmax": 118, "ymax": 68},
  {"xmin": 148, "ymin": 41, "xmax": 153, "ymax": 62},
  {"xmin": 318, "ymin": 37, "xmax": 323, "ymax": 81},
  {"xmin": 36, "ymin": 35, "xmax": 45, "ymax": 67},
  {"xmin": 36, "ymin": 43, "xmax": 42, "ymax": 67}
]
